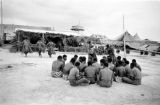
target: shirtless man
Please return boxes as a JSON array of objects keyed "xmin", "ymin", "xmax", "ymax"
[
  {"xmin": 132, "ymin": 59, "xmax": 142, "ymax": 71},
  {"xmin": 97, "ymin": 59, "xmax": 114, "ymax": 87},
  {"xmin": 122, "ymin": 63, "xmax": 142, "ymax": 85},
  {"xmin": 68, "ymin": 62, "xmax": 90, "ymax": 86},
  {"xmin": 51, "ymin": 56, "xmax": 64, "ymax": 78},
  {"xmin": 63, "ymin": 57, "xmax": 76, "ymax": 80},
  {"xmin": 84, "ymin": 61, "xmax": 98, "ymax": 84}
]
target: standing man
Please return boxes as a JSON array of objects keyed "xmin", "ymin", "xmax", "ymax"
[
  {"xmin": 36, "ymin": 39, "xmax": 45, "ymax": 57},
  {"xmin": 47, "ymin": 40, "xmax": 55, "ymax": 57},
  {"xmin": 21, "ymin": 37, "xmax": 32, "ymax": 57}
]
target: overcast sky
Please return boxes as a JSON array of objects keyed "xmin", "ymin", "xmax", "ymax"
[{"xmin": 3, "ymin": 0, "xmax": 160, "ymax": 41}]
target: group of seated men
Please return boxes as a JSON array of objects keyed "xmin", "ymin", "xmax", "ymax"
[{"xmin": 51, "ymin": 54, "xmax": 142, "ymax": 87}]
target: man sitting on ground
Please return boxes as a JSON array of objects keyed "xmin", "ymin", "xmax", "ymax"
[
  {"xmin": 73, "ymin": 55, "xmax": 78, "ymax": 61},
  {"xmin": 124, "ymin": 60, "xmax": 132, "ymax": 77},
  {"xmin": 115, "ymin": 61, "xmax": 126, "ymax": 77},
  {"xmin": 51, "ymin": 56, "xmax": 64, "ymax": 78},
  {"xmin": 62, "ymin": 54, "xmax": 67, "ymax": 66},
  {"xmin": 79, "ymin": 57, "xmax": 87, "ymax": 77},
  {"xmin": 63, "ymin": 57, "xmax": 76, "ymax": 80},
  {"xmin": 68, "ymin": 62, "xmax": 90, "ymax": 86},
  {"xmin": 97, "ymin": 59, "xmax": 114, "ymax": 87},
  {"xmin": 108, "ymin": 57, "xmax": 115, "ymax": 71},
  {"xmin": 132, "ymin": 59, "xmax": 142, "ymax": 71},
  {"xmin": 84, "ymin": 61, "xmax": 98, "ymax": 84},
  {"xmin": 122, "ymin": 62, "xmax": 142, "ymax": 85}
]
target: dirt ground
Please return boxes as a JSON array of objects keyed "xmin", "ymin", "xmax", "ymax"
[{"xmin": 0, "ymin": 47, "xmax": 160, "ymax": 105}]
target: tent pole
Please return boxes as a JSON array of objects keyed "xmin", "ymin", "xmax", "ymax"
[
  {"xmin": 123, "ymin": 15, "xmax": 126, "ymax": 58},
  {"xmin": 1, "ymin": 0, "xmax": 4, "ymax": 45}
]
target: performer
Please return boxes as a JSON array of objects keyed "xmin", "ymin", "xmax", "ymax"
[
  {"xmin": 88, "ymin": 44, "xmax": 97, "ymax": 63},
  {"xmin": 36, "ymin": 39, "xmax": 45, "ymax": 57},
  {"xmin": 21, "ymin": 37, "xmax": 32, "ymax": 57},
  {"xmin": 47, "ymin": 41, "xmax": 55, "ymax": 57}
]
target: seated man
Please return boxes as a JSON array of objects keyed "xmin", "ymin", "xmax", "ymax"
[
  {"xmin": 122, "ymin": 63, "xmax": 142, "ymax": 85},
  {"xmin": 51, "ymin": 56, "xmax": 64, "ymax": 78},
  {"xmin": 124, "ymin": 60, "xmax": 132, "ymax": 77},
  {"xmin": 68, "ymin": 62, "xmax": 90, "ymax": 86},
  {"xmin": 73, "ymin": 55, "xmax": 78, "ymax": 61},
  {"xmin": 115, "ymin": 61, "xmax": 126, "ymax": 77},
  {"xmin": 132, "ymin": 59, "xmax": 142, "ymax": 71},
  {"xmin": 84, "ymin": 61, "xmax": 98, "ymax": 84},
  {"xmin": 63, "ymin": 57, "xmax": 76, "ymax": 80},
  {"xmin": 79, "ymin": 57, "xmax": 87, "ymax": 77},
  {"xmin": 62, "ymin": 54, "xmax": 67, "ymax": 67},
  {"xmin": 97, "ymin": 59, "xmax": 114, "ymax": 87},
  {"xmin": 108, "ymin": 57, "xmax": 115, "ymax": 71},
  {"xmin": 92, "ymin": 58, "xmax": 101, "ymax": 72}
]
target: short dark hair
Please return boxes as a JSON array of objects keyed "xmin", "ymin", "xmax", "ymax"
[
  {"xmin": 125, "ymin": 60, "xmax": 129, "ymax": 65},
  {"xmin": 130, "ymin": 62, "xmax": 135, "ymax": 69},
  {"xmin": 100, "ymin": 59, "xmax": 106, "ymax": 64},
  {"xmin": 132, "ymin": 59, "xmax": 136, "ymax": 63},
  {"xmin": 82, "ymin": 56, "xmax": 86, "ymax": 62},
  {"xmin": 93, "ymin": 57, "xmax": 97, "ymax": 62},
  {"xmin": 118, "ymin": 61, "xmax": 123, "ymax": 66},
  {"xmin": 108, "ymin": 57, "xmax": 112, "ymax": 63},
  {"xmin": 117, "ymin": 56, "xmax": 121, "ymax": 61},
  {"xmin": 75, "ymin": 62, "xmax": 80, "ymax": 67},
  {"xmin": 74, "ymin": 55, "xmax": 78, "ymax": 58},
  {"xmin": 57, "ymin": 55, "xmax": 62, "ymax": 60},
  {"xmin": 78, "ymin": 56, "xmax": 83, "ymax": 62},
  {"xmin": 70, "ymin": 58, "xmax": 76, "ymax": 64},
  {"xmin": 88, "ymin": 61, "xmax": 92, "ymax": 66},
  {"xmin": 104, "ymin": 62, "xmax": 108, "ymax": 67},
  {"xmin": 63, "ymin": 54, "xmax": 67, "ymax": 58},
  {"xmin": 123, "ymin": 58, "xmax": 127, "ymax": 62}
]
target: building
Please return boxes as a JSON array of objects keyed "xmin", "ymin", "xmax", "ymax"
[{"xmin": 0, "ymin": 24, "xmax": 53, "ymax": 42}]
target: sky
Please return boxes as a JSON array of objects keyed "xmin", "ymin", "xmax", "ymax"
[{"xmin": 2, "ymin": 0, "xmax": 160, "ymax": 41}]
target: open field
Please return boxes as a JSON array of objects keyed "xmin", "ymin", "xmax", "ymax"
[{"xmin": 0, "ymin": 47, "xmax": 160, "ymax": 105}]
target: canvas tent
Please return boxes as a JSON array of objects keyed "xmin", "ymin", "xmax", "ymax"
[
  {"xmin": 112, "ymin": 31, "xmax": 142, "ymax": 49},
  {"xmin": 133, "ymin": 33, "xmax": 141, "ymax": 40}
]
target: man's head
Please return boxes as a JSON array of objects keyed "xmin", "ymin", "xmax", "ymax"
[
  {"xmin": 125, "ymin": 60, "xmax": 130, "ymax": 65},
  {"xmin": 82, "ymin": 56, "xmax": 86, "ymax": 63},
  {"xmin": 132, "ymin": 59, "xmax": 136, "ymax": 63},
  {"xmin": 88, "ymin": 61, "xmax": 92, "ymax": 66},
  {"xmin": 108, "ymin": 57, "xmax": 112, "ymax": 63},
  {"xmin": 70, "ymin": 57, "xmax": 76, "ymax": 65},
  {"xmin": 57, "ymin": 55, "xmax": 62, "ymax": 61},
  {"xmin": 100, "ymin": 59, "xmax": 106, "ymax": 67},
  {"xmin": 117, "ymin": 61, "xmax": 123, "ymax": 66},
  {"xmin": 74, "ymin": 55, "xmax": 78, "ymax": 60},
  {"xmin": 78, "ymin": 56, "xmax": 83, "ymax": 63},
  {"xmin": 117, "ymin": 56, "xmax": 121, "ymax": 61},
  {"xmin": 63, "ymin": 54, "xmax": 67, "ymax": 61},
  {"xmin": 75, "ymin": 62, "xmax": 80, "ymax": 68},
  {"xmin": 93, "ymin": 57, "xmax": 98, "ymax": 63},
  {"xmin": 130, "ymin": 62, "xmax": 136, "ymax": 69},
  {"xmin": 104, "ymin": 61, "xmax": 108, "ymax": 67}
]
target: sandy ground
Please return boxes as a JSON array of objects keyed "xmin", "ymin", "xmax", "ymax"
[{"xmin": 0, "ymin": 47, "xmax": 160, "ymax": 105}]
